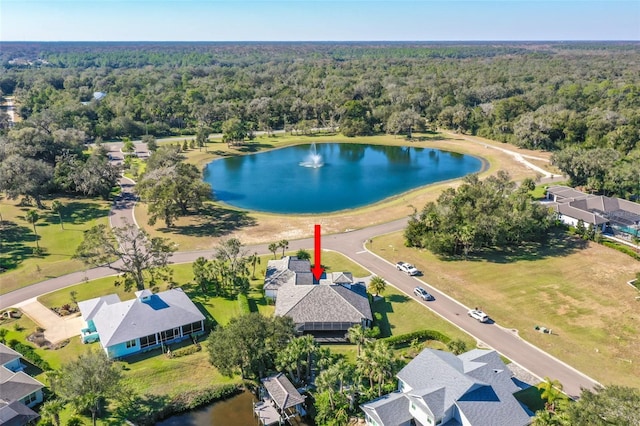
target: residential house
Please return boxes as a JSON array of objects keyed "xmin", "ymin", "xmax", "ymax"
[
  {"xmin": 267, "ymin": 257, "xmax": 372, "ymax": 338},
  {"xmin": 546, "ymin": 185, "xmax": 640, "ymax": 237},
  {"xmin": 361, "ymin": 348, "xmax": 532, "ymax": 426},
  {"xmin": 78, "ymin": 288, "xmax": 205, "ymax": 359},
  {"xmin": 0, "ymin": 343, "xmax": 43, "ymax": 426}
]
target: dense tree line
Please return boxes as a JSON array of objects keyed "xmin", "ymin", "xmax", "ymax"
[
  {"xmin": 1, "ymin": 42, "xmax": 639, "ymax": 199},
  {"xmin": 404, "ymin": 172, "xmax": 555, "ymax": 256}
]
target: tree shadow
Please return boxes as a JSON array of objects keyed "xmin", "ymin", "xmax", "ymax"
[
  {"xmin": 60, "ymin": 201, "xmax": 111, "ymax": 225},
  {"xmin": 439, "ymin": 229, "xmax": 588, "ymax": 264},
  {"xmin": 372, "ymin": 297, "xmax": 395, "ymax": 338},
  {"xmin": 0, "ymin": 220, "xmax": 37, "ymax": 271},
  {"xmin": 235, "ymin": 142, "xmax": 275, "ymax": 153},
  {"xmin": 159, "ymin": 205, "xmax": 256, "ymax": 238}
]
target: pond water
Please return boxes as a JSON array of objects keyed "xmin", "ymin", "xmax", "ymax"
[
  {"xmin": 156, "ymin": 390, "xmax": 313, "ymax": 426},
  {"xmin": 203, "ymin": 143, "xmax": 483, "ymax": 214}
]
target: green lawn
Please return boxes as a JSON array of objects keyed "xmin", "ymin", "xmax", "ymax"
[
  {"xmin": 371, "ymin": 230, "xmax": 640, "ymax": 388},
  {"xmin": 0, "ymin": 196, "xmax": 111, "ymax": 294}
]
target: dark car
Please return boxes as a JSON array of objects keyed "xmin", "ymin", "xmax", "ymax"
[{"xmin": 413, "ymin": 286, "xmax": 434, "ymax": 301}]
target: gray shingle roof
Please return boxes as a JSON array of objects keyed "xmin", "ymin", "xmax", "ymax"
[
  {"xmin": 275, "ymin": 283, "xmax": 372, "ymax": 324},
  {"xmin": 262, "ymin": 373, "xmax": 306, "ymax": 410},
  {"xmin": 0, "ymin": 368, "xmax": 43, "ymax": 402},
  {"xmin": 0, "ymin": 400, "xmax": 39, "ymax": 426},
  {"xmin": 78, "ymin": 294, "xmax": 121, "ymax": 322},
  {"xmin": 80, "ymin": 288, "xmax": 205, "ymax": 347},
  {"xmin": 546, "ymin": 185, "xmax": 591, "ymax": 201},
  {"xmin": 361, "ymin": 391, "xmax": 412, "ymax": 425},
  {"xmin": 264, "ymin": 257, "xmax": 313, "ymax": 291},
  {"xmin": 396, "ymin": 349, "xmax": 530, "ymax": 426},
  {"xmin": 0, "ymin": 344, "xmax": 20, "ymax": 367}
]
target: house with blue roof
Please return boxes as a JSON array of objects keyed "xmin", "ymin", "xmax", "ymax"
[
  {"xmin": 361, "ymin": 348, "xmax": 532, "ymax": 426},
  {"xmin": 78, "ymin": 288, "xmax": 205, "ymax": 359}
]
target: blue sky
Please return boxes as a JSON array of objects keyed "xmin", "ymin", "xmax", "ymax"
[{"xmin": 1, "ymin": 1, "xmax": 638, "ymax": 41}]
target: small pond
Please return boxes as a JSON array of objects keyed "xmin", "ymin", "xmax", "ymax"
[{"xmin": 203, "ymin": 143, "xmax": 483, "ymax": 214}]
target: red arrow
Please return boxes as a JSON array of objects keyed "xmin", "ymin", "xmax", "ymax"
[{"xmin": 311, "ymin": 224, "xmax": 325, "ymax": 281}]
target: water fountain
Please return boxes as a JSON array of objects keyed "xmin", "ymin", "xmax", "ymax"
[{"xmin": 299, "ymin": 143, "xmax": 324, "ymax": 168}]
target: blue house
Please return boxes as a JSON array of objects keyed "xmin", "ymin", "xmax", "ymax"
[{"xmin": 78, "ymin": 288, "xmax": 205, "ymax": 359}]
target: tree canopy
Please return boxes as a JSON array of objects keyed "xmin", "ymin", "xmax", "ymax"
[{"xmin": 404, "ymin": 171, "xmax": 555, "ymax": 256}]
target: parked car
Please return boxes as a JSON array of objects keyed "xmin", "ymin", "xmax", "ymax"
[
  {"xmin": 396, "ymin": 261, "xmax": 419, "ymax": 276},
  {"xmin": 413, "ymin": 286, "xmax": 434, "ymax": 301},
  {"xmin": 468, "ymin": 309, "xmax": 489, "ymax": 323}
]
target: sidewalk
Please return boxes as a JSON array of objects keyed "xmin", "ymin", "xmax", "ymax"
[{"xmin": 14, "ymin": 298, "xmax": 84, "ymax": 344}]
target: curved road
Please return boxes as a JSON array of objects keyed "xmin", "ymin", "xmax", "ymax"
[{"xmin": 0, "ymin": 144, "xmax": 596, "ymax": 398}]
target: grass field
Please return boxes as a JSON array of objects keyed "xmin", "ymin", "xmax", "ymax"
[
  {"xmin": 370, "ymin": 230, "xmax": 640, "ymax": 388},
  {"xmin": 0, "ymin": 196, "xmax": 110, "ymax": 294}
]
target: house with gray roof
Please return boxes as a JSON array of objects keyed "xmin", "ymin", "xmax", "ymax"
[
  {"xmin": 267, "ymin": 256, "xmax": 372, "ymax": 338},
  {"xmin": 361, "ymin": 349, "xmax": 531, "ymax": 426},
  {"xmin": 78, "ymin": 288, "xmax": 205, "ymax": 359},
  {"xmin": 0, "ymin": 343, "xmax": 43, "ymax": 426},
  {"xmin": 546, "ymin": 185, "xmax": 640, "ymax": 237}
]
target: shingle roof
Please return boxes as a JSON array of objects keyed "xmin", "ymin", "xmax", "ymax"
[
  {"xmin": 264, "ymin": 257, "xmax": 313, "ymax": 291},
  {"xmin": 78, "ymin": 294, "xmax": 121, "ymax": 322},
  {"xmin": 361, "ymin": 391, "xmax": 412, "ymax": 425},
  {"xmin": 0, "ymin": 368, "xmax": 43, "ymax": 402},
  {"xmin": 80, "ymin": 288, "xmax": 205, "ymax": 347},
  {"xmin": 262, "ymin": 373, "xmax": 305, "ymax": 410},
  {"xmin": 553, "ymin": 203, "xmax": 609, "ymax": 225},
  {"xmin": 546, "ymin": 185, "xmax": 591, "ymax": 200},
  {"xmin": 397, "ymin": 349, "xmax": 530, "ymax": 426},
  {"xmin": 0, "ymin": 344, "xmax": 21, "ymax": 367},
  {"xmin": 0, "ymin": 400, "xmax": 39, "ymax": 426},
  {"xmin": 275, "ymin": 283, "xmax": 372, "ymax": 324}
]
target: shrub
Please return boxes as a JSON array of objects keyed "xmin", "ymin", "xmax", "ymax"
[
  {"xmin": 602, "ymin": 241, "xmax": 640, "ymax": 260},
  {"xmin": 172, "ymin": 344, "xmax": 202, "ymax": 358},
  {"xmin": 237, "ymin": 293, "xmax": 251, "ymax": 314},
  {"xmin": 8, "ymin": 342, "xmax": 52, "ymax": 371},
  {"xmin": 382, "ymin": 329, "xmax": 451, "ymax": 348}
]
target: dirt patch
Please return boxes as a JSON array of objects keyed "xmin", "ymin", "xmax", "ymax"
[{"xmin": 27, "ymin": 331, "xmax": 51, "ymax": 348}]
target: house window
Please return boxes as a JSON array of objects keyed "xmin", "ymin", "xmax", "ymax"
[
  {"xmin": 23, "ymin": 392, "xmax": 37, "ymax": 405},
  {"xmin": 182, "ymin": 321, "xmax": 203, "ymax": 335},
  {"xmin": 126, "ymin": 340, "xmax": 136, "ymax": 348},
  {"xmin": 159, "ymin": 328, "xmax": 177, "ymax": 342},
  {"xmin": 140, "ymin": 333, "xmax": 157, "ymax": 348}
]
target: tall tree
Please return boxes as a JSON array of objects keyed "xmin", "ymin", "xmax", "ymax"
[
  {"xmin": 268, "ymin": 242, "xmax": 279, "ymax": 259},
  {"xmin": 74, "ymin": 223, "xmax": 176, "ymax": 291},
  {"xmin": 52, "ymin": 349, "xmax": 123, "ymax": 426},
  {"xmin": 205, "ymin": 313, "xmax": 295, "ymax": 379},
  {"xmin": 214, "ymin": 238, "xmax": 250, "ymax": 294},
  {"xmin": 278, "ymin": 239, "xmax": 289, "ymax": 258},
  {"xmin": 51, "ymin": 200, "xmax": 64, "ymax": 230},
  {"xmin": 25, "ymin": 209, "xmax": 41, "ymax": 252}
]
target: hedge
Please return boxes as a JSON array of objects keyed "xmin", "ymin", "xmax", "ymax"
[
  {"xmin": 237, "ymin": 293, "xmax": 251, "ymax": 314},
  {"xmin": 602, "ymin": 241, "xmax": 640, "ymax": 260},
  {"xmin": 6, "ymin": 340, "xmax": 52, "ymax": 371},
  {"xmin": 381, "ymin": 329, "xmax": 451, "ymax": 348}
]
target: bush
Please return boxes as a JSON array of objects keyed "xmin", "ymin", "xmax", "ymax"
[
  {"xmin": 382, "ymin": 329, "xmax": 451, "ymax": 348},
  {"xmin": 237, "ymin": 293, "xmax": 251, "ymax": 314},
  {"xmin": 172, "ymin": 344, "xmax": 202, "ymax": 358}
]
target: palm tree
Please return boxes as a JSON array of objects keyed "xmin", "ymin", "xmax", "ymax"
[
  {"xmin": 278, "ymin": 239, "xmax": 289, "ymax": 258},
  {"xmin": 268, "ymin": 243, "xmax": 278, "ymax": 259},
  {"xmin": 347, "ymin": 324, "xmax": 370, "ymax": 357},
  {"xmin": 0, "ymin": 328, "xmax": 8, "ymax": 344},
  {"xmin": 247, "ymin": 252, "xmax": 261, "ymax": 280},
  {"xmin": 537, "ymin": 377, "xmax": 564, "ymax": 413},
  {"xmin": 296, "ymin": 249, "xmax": 311, "ymax": 260},
  {"xmin": 51, "ymin": 200, "xmax": 64, "ymax": 230},
  {"xmin": 368, "ymin": 275, "xmax": 387, "ymax": 297},
  {"xmin": 40, "ymin": 399, "xmax": 66, "ymax": 426},
  {"xmin": 26, "ymin": 209, "xmax": 40, "ymax": 252}
]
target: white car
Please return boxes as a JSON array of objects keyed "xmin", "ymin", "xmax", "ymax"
[
  {"xmin": 396, "ymin": 261, "xmax": 419, "ymax": 276},
  {"xmin": 468, "ymin": 309, "xmax": 489, "ymax": 323}
]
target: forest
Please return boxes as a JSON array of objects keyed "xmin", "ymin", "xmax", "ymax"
[{"xmin": 1, "ymin": 41, "xmax": 639, "ymax": 201}]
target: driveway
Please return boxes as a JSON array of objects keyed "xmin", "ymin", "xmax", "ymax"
[{"xmin": 14, "ymin": 298, "xmax": 84, "ymax": 345}]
